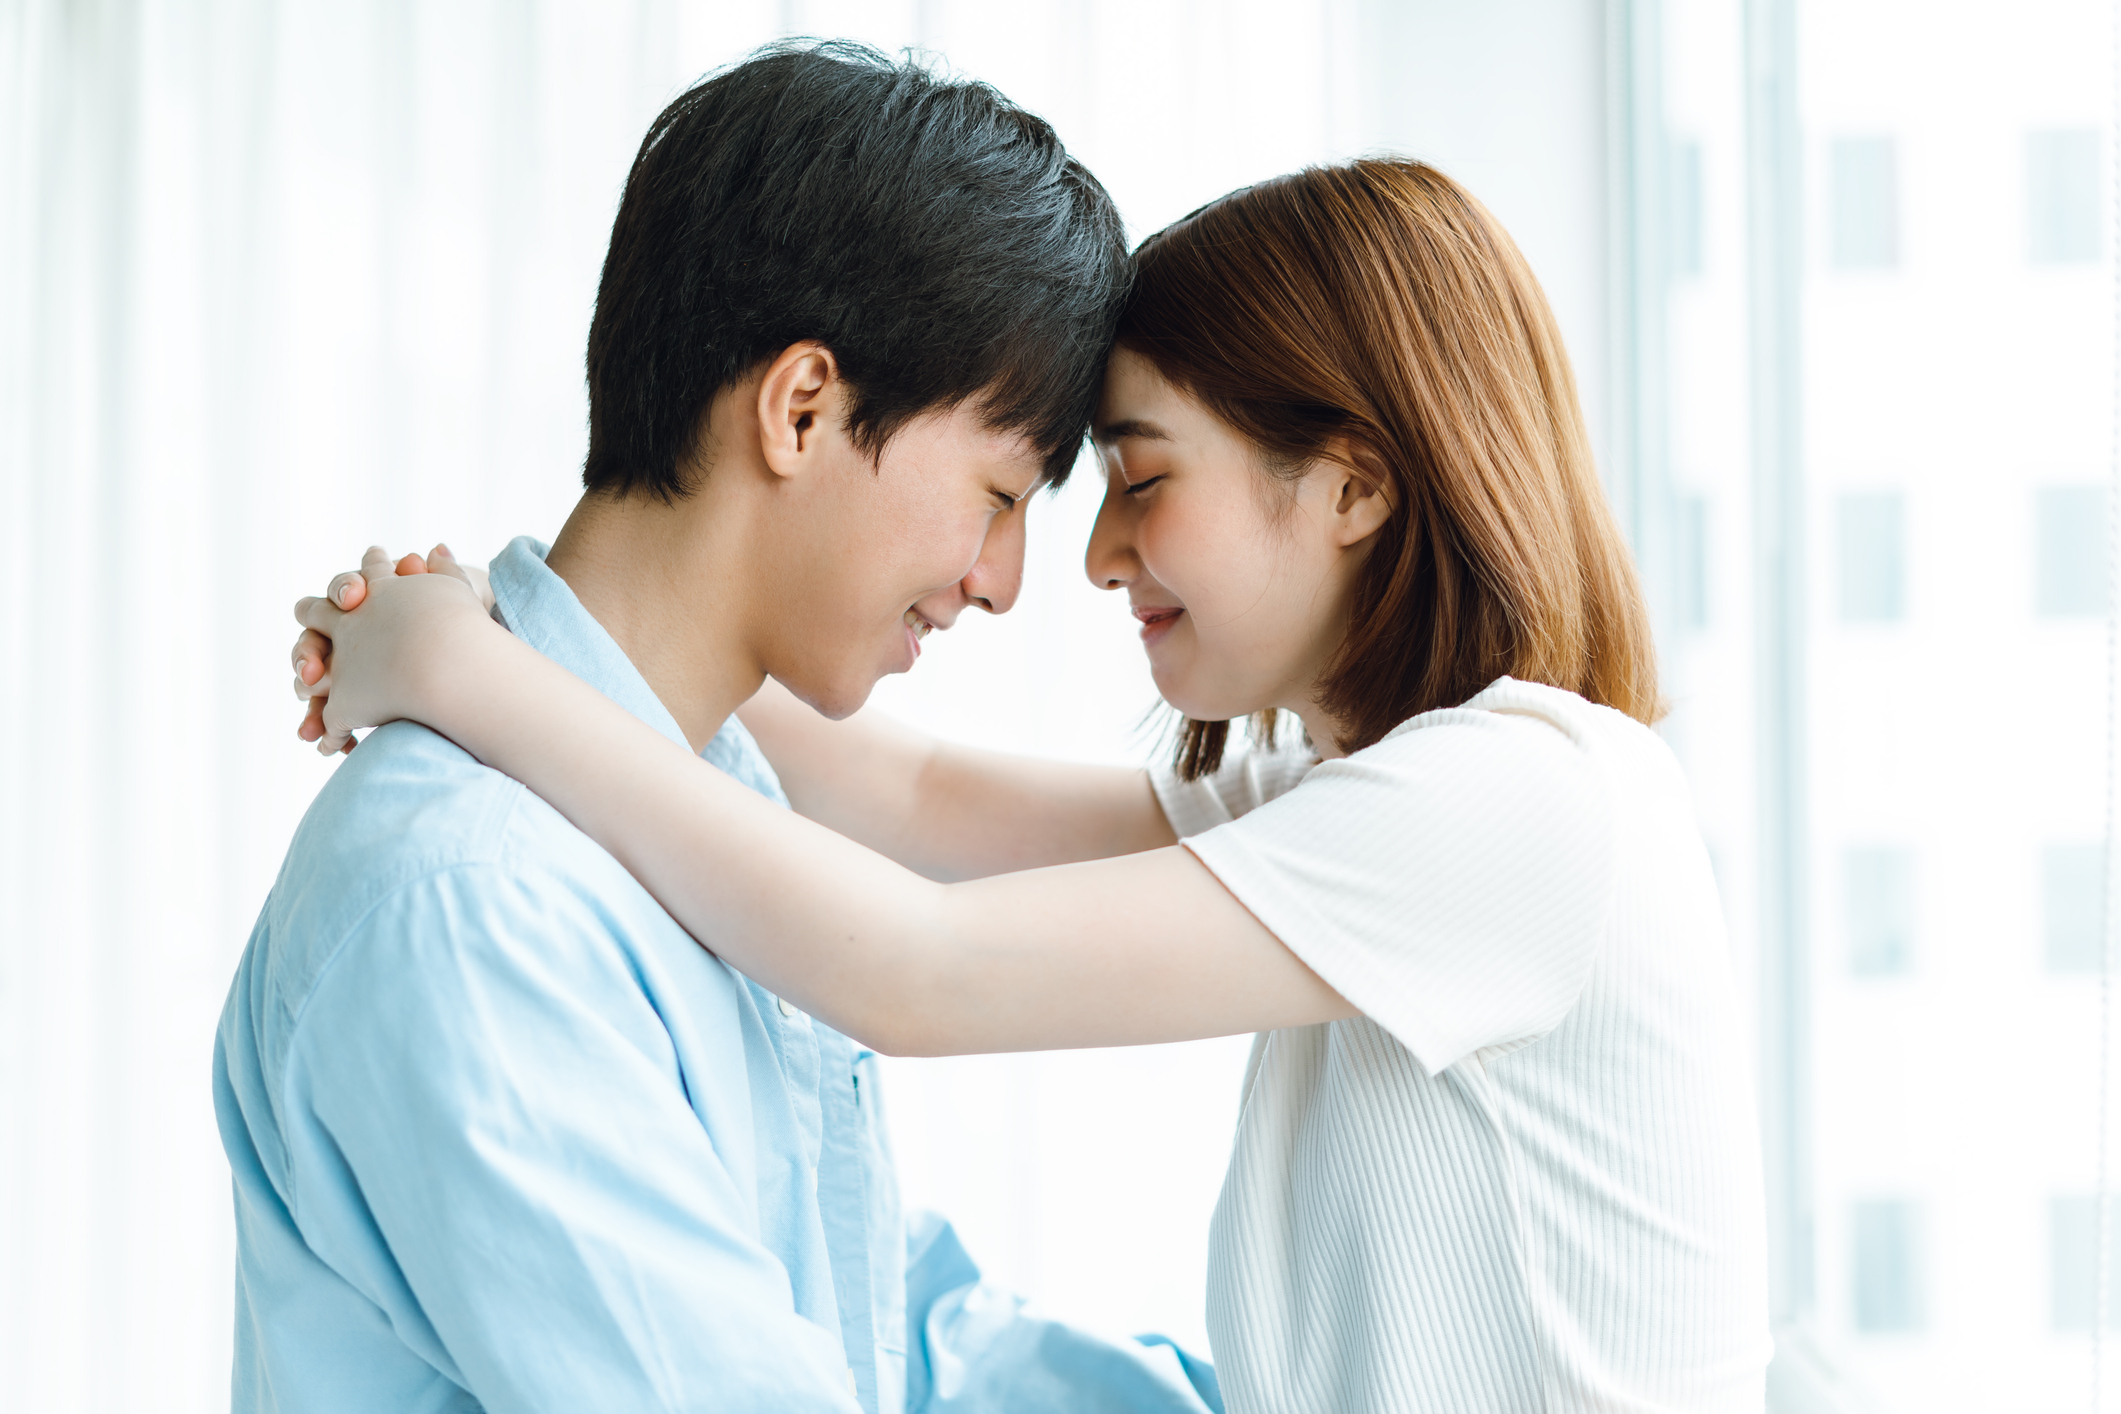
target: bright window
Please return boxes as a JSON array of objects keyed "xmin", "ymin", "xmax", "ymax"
[{"xmin": 1650, "ymin": 0, "xmax": 2115, "ymax": 1405}]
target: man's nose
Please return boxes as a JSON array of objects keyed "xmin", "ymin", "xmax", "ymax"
[{"xmin": 963, "ymin": 504, "xmax": 1027, "ymax": 615}]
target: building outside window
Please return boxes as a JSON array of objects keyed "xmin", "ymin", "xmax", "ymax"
[
  {"xmin": 1844, "ymin": 846, "xmax": 1914, "ymax": 977},
  {"xmin": 2053, "ymin": 1194, "xmax": 2121, "ymax": 1333},
  {"xmin": 2037, "ymin": 484, "xmax": 2109, "ymax": 618},
  {"xmin": 1829, "ymin": 136, "xmax": 1899, "ymax": 270},
  {"xmin": 1850, "ymin": 1199, "xmax": 1925, "ymax": 1334},
  {"xmin": 1837, "ymin": 492, "xmax": 1906, "ymax": 622},
  {"xmin": 2046, "ymin": 841, "xmax": 2107, "ymax": 975},
  {"xmin": 2028, "ymin": 128, "xmax": 2103, "ymax": 265},
  {"xmin": 1652, "ymin": 0, "xmax": 2114, "ymax": 1406}
]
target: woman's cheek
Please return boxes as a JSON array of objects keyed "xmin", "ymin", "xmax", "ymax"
[{"xmin": 1136, "ymin": 506, "xmax": 1209, "ymax": 608}]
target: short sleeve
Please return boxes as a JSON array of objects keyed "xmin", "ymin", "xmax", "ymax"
[
  {"xmin": 1151, "ymin": 748, "xmax": 1318, "ymax": 838},
  {"xmin": 1180, "ymin": 701, "xmax": 1617, "ymax": 1075}
]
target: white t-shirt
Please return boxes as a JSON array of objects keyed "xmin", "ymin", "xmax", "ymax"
[{"xmin": 1154, "ymin": 677, "xmax": 1770, "ymax": 1414}]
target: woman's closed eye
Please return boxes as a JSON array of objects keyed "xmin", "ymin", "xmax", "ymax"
[{"xmin": 1122, "ymin": 475, "xmax": 1167, "ymax": 497}]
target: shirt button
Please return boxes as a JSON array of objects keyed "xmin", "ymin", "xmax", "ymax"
[{"xmin": 777, "ymin": 996, "xmax": 799, "ymax": 1018}]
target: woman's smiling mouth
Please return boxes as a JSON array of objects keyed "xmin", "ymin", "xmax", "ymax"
[{"xmin": 1134, "ymin": 605, "xmax": 1183, "ymax": 644}]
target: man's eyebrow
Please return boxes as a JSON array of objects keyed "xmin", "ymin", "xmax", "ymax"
[{"xmin": 1093, "ymin": 418, "xmax": 1173, "ymax": 445}]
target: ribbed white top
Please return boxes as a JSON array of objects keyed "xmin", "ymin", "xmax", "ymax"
[{"xmin": 1154, "ymin": 678, "xmax": 1770, "ymax": 1414}]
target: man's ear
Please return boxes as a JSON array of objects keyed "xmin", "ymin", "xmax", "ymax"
[
  {"xmin": 755, "ymin": 341, "xmax": 842, "ymax": 481},
  {"xmin": 1326, "ymin": 441, "xmax": 1395, "ymax": 548}
]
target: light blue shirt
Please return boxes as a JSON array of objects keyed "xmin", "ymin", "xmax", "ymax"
[{"xmin": 214, "ymin": 537, "xmax": 1221, "ymax": 1414}]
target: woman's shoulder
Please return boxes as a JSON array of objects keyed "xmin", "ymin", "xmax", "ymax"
[
  {"xmin": 1346, "ymin": 678, "xmax": 1691, "ymax": 835},
  {"xmin": 1364, "ymin": 677, "xmax": 1672, "ymax": 775},
  {"xmin": 1372, "ymin": 676, "xmax": 1616, "ymax": 744}
]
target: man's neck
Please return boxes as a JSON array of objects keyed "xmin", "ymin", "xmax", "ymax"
[{"xmin": 544, "ymin": 490, "xmax": 763, "ymax": 753}]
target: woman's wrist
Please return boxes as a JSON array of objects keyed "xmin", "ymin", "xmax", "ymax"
[{"xmin": 410, "ymin": 611, "xmax": 523, "ymax": 755}]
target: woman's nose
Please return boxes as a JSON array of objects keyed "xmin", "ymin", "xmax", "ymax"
[{"xmin": 1084, "ymin": 484, "xmax": 1135, "ymax": 591}]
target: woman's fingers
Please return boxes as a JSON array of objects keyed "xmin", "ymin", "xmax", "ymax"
[
  {"xmin": 293, "ymin": 542, "xmax": 468, "ymax": 758},
  {"xmin": 327, "ymin": 571, "xmax": 368, "ymax": 610},
  {"xmin": 296, "ymin": 594, "xmax": 347, "ymax": 636},
  {"xmin": 426, "ymin": 543, "xmax": 477, "ymax": 594},
  {"xmin": 291, "ymin": 546, "xmax": 417, "ymax": 757},
  {"xmin": 293, "ymin": 628, "xmax": 332, "ymax": 694}
]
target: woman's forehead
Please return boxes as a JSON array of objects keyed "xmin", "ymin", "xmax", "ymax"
[{"xmin": 1095, "ymin": 350, "xmax": 1198, "ymax": 443}]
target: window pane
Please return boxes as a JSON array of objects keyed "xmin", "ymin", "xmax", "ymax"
[
  {"xmin": 1838, "ymin": 492, "xmax": 1905, "ymax": 622},
  {"xmin": 2051, "ymin": 1195, "xmax": 2121, "ymax": 1331},
  {"xmin": 1831, "ymin": 136, "xmax": 1899, "ymax": 269},
  {"xmin": 2044, "ymin": 842, "xmax": 2106, "ymax": 974},
  {"xmin": 2027, "ymin": 129, "xmax": 2100, "ymax": 265},
  {"xmin": 2035, "ymin": 485, "xmax": 2107, "ymax": 617},
  {"xmin": 1846, "ymin": 847, "xmax": 1913, "ymax": 976},
  {"xmin": 1852, "ymin": 1199, "xmax": 1924, "ymax": 1332}
]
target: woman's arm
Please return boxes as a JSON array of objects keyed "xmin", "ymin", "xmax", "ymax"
[
  {"xmin": 736, "ymin": 679, "xmax": 1174, "ymax": 881},
  {"xmin": 297, "ymin": 563, "xmax": 1354, "ymax": 1056},
  {"xmin": 299, "ymin": 556, "xmax": 1173, "ymax": 880}
]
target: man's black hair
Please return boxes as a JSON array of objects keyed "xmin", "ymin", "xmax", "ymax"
[{"xmin": 584, "ymin": 40, "xmax": 1130, "ymax": 499}]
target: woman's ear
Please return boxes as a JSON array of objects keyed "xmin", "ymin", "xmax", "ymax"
[
  {"xmin": 1326, "ymin": 442, "xmax": 1395, "ymax": 548},
  {"xmin": 755, "ymin": 341, "xmax": 842, "ymax": 480}
]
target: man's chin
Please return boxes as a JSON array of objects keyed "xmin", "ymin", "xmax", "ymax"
[{"xmin": 777, "ymin": 672, "xmax": 878, "ymax": 723}]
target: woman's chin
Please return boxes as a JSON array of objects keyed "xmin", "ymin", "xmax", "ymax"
[{"xmin": 1153, "ymin": 671, "xmax": 1252, "ymax": 728}]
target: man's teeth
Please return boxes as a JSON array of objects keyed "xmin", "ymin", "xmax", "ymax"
[{"xmin": 903, "ymin": 610, "xmax": 932, "ymax": 640}]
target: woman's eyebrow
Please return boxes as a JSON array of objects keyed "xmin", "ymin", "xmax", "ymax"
[{"xmin": 1094, "ymin": 417, "xmax": 1173, "ymax": 445}]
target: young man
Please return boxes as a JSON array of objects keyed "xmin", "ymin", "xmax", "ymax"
[{"xmin": 216, "ymin": 44, "xmax": 1217, "ymax": 1414}]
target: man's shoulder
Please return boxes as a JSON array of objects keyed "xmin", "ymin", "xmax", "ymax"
[
  {"xmin": 240, "ymin": 721, "xmax": 661, "ymax": 1038},
  {"xmin": 276, "ymin": 719, "xmax": 530, "ymax": 917}
]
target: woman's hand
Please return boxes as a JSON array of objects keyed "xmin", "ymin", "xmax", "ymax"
[{"xmin": 291, "ymin": 544, "xmax": 499, "ymax": 755}]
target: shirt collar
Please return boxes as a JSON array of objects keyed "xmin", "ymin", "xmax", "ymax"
[{"xmin": 486, "ymin": 535, "xmax": 692, "ymax": 753}]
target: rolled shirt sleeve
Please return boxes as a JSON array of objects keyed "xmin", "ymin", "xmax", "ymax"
[
  {"xmin": 905, "ymin": 1214, "xmax": 1222, "ymax": 1414},
  {"xmin": 278, "ymin": 864, "xmax": 860, "ymax": 1414},
  {"xmin": 1173, "ymin": 702, "xmax": 1618, "ymax": 1076}
]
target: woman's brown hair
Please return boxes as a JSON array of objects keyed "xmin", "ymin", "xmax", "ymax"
[{"xmin": 1118, "ymin": 159, "xmax": 1660, "ymax": 778}]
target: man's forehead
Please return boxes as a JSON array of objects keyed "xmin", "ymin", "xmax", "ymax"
[{"xmin": 950, "ymin": 420, "xmax": 1049, "ymax": 491}]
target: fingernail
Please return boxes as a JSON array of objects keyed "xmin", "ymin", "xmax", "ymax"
[{"xmin": 435, "ymin": 543, "xmax": 453, "ymax": 558}]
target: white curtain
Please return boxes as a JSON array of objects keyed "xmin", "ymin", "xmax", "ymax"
[{"xmin": 0, "ymin": 3, "xmax": 1612, "ymax": 1408}]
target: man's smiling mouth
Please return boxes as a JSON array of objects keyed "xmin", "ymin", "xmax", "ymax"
[{"xmin": 903, "ymin": 608, "xmax": 935, "ymax": 641}]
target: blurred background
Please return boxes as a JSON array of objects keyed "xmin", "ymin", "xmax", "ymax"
[{"xmin": 3, "ymin": 0, "xmax": 2118, "ymax": 1409}]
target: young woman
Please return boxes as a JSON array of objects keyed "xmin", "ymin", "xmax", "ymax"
[{"xmin": 292, "ymin": 160, "xmax": 1770, "ymax": 1411}]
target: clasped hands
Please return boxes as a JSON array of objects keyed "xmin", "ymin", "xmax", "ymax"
[{"xmin": 291, "ymin": 544, "xmax": 495, "ymax": 756}]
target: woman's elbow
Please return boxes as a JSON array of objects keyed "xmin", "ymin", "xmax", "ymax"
[
  {"xmin": 842, "ymin": 1008, "xmax": 955, "ymax": 1058},
  {"xmin": 830, "ymin": 984, "xmax": 980, "ymax": 1057}
]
